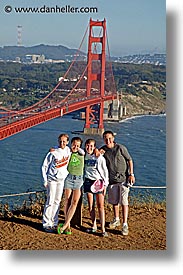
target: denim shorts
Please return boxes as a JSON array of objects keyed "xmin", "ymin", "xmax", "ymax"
[
  {"xmin": 83, "ymin": 178, "xmax": 103, "ymax": 194},
  {"xmin": 64, "ymin": 174, "xmax": 83, "ymax": 190}
]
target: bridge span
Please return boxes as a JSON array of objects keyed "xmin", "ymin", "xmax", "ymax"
[
  {"xmin": 0, "ymin": 94, "xmax": 115, "ymax": 140},
  {"xmin": 0, "ymin": 18, "xmax": 119, "ymax": 140}
]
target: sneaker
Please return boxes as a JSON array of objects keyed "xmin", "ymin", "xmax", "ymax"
[
  {"xmin": 122, "ymin": 224, "xmax": 129, "ymax": 236},
  {"xmin": 64, "ymin": 228, "xmax": 72, "ymax": 235},
  {"xmin": 109, "ymin": 219, "xmax": 120, "ymax": 229},
  {"xmin": 52, "ymin": 226, "xmax": 58, "ymax": 233},
  {"xmin": 86, "ymin": 227, "xmax": 97, "ymax": 233},
  {"xmin": 57, "ymin": 223, "xmax": 64, "ymax": 234},
  {"xmin": 101, "ymin": 231, "xmax": 108, "ymax": 237},
  {"xmin": 43, "ymin": 226, "xmax": 55, "ymax": 233}
]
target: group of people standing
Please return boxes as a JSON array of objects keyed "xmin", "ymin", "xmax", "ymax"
[{"xmin": 41, "ymin": 130, "xmax": 135, "ymax": 237}]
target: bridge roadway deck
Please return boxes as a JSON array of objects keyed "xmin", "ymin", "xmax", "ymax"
[{"xmin": 0, "ymin": 95, "xmax": 114, "ymax": 140}]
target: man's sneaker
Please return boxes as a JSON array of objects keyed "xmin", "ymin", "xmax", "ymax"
[
  {"xmin": 122, "ymin": 224, "xmax": 129, "ymax": 236},
  {"xmin": 109, "ymin": 219, "xmax": 120, "ymax": 229}
]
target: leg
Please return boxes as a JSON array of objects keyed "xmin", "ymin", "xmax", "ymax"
[
  {"xmin": 52, "ymin": 180, "xmax": 64, "ymax": 227},
  {"xmin": 43, "ymin": 181, "xmax": 58, "ymax": 228},
  {"xmin": 87, "ymin": 192, "xmax": 97, "ymax": 229},
  {"xmin": 122, "ymin": 204, "xmax": 128, "ymax": 224},
  {"xmin": 121, "ymin": 184, "xmax": 130, "ymax": 235},
  {"xmin": 61, "ymin": 189, "xmax": 81, "ymax": 231},
  {"xmin": 121, "ymin": 184, "xmax": 130, "ymax": 224},
  {"xmin": 96, "ymin": 193, "xmax": 105, "ymax": 233},
  {"xmin": 113, "ymin": 204, "xmax": 120, "ymax": 220},
  {"xmin": 63, "ymin": 188, "xmax": 73, "ymax": 229},
  {"xmin": 108, "ymin": 184, "xmax": 120, "ymax": 228}
]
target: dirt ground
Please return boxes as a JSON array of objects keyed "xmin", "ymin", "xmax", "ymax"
[{"xmin": 0, "ymin": 202, "xmax": 166, "ymax": 250}]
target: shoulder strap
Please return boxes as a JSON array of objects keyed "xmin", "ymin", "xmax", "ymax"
[
  {"xmin": 114, "ymin": 144, "xmax": 128, "ymax": 170},
  {"xmin": 117, "ymin": 144, "xmax": 128, "ymax": 161}
]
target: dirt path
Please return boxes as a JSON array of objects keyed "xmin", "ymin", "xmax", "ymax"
[{"xmin": 0, "ymin": 203, "xmax": 166, "ymax": 250}]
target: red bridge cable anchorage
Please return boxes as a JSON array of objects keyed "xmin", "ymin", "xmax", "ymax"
[{"xmin": 0, "ymin": 22, "xmax": 90, "ymax": 121}]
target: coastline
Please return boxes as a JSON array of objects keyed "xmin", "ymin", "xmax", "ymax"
[
  {"xmin": 72, "ymin": 111, "xmax": 166, "ymax": 124},
  {"xmin": 119, "ymin": 112, "xmax": 166, "ymax": 123}
]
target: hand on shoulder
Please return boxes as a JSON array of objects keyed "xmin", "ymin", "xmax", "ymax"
[
  {"xmin": 49, "ymin": 146, "xmax": 58, "ymax": 152},
  {"xmin": 99, "ymin": 148, "xmax": 105, "ymax": 155},
  {"xmin": 77, "ymin": 148, "xmax": 85, "ymax": 156}
]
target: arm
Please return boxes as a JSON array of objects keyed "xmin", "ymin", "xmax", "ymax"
[
  {"xmin": 101, "ymin": 157, "xmax": 109, "ymax": 196},
  {"xmin": 97, "ymin": 156, "xmax": 109, "ymax": 187},
  {"xmin": 77, "ymin": 147, "xmax": 85, "ymax": 156},
  {"xmin": 127, "ymin": 159, "xmax": 135, "ymax": 185},
  {"xmin": 49, "ymin": 145, "xmax": 58, "ymax": 152},
  {"xmin": 119, "ymin": 144, "xmax": 135, "ymax": 185},
  {"xmin": 41, "ymin": 152, "xmax": 53, "ymax": 187},
  {"xmin": 94, "ymin": 147, "xmax": 106, "ymax": 157},
  {"xmin": 99, "ymin": 148, "xmax": 105, "ymax": 155}
]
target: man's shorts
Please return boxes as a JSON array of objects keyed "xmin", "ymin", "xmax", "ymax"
[
  {"xmin": 64, "ymin": 174, "xmax": 83, "ymax": 190},
  {"xmin": 108, "ymin": 182, "xmax": 129, "ymax": 206}
]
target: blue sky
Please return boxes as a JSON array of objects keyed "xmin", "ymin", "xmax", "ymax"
[{"xmin": 0, "ymin": 0, "xmax": 166, "ymax": 56}]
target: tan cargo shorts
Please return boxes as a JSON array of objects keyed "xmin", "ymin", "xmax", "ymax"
[{"xmin": 108, "ymin": 182, "xmax": 129, "ymax": 206}]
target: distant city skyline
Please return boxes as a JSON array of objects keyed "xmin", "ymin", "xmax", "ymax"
[{"xmin": 0, "ymin": 0, "xmax": 166, "ymax": 56}]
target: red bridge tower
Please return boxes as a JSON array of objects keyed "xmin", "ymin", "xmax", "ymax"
[{"xmin": 84, "ymin": 18, "xmax": 106, "ymax": 135}]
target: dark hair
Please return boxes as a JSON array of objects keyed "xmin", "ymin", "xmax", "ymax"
[
  {"xmin": 71, "ymin": 136, "xmax": 83, "ymax": 146},
  {"xmin": 58, "ymin": 133, "xmax": 69, "ymax": 141},
  {"xmin": 85, "ymin": 138, "xmax": 96, "ymax": 147},
  {"xmin": 103, "ymin": 130, "xmax": 114, "ymax": 138}
]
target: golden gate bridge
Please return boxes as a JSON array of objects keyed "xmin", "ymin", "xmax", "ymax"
[{"xmin": 0, "ymin": 18, "xmax": 117, "ymax": 140}]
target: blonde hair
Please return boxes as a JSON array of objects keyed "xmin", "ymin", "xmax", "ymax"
[{"xmin": 58, "ymin": 133, "xmax": 69, "ymax": 142}]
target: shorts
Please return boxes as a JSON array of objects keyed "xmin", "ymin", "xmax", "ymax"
[
  {"xmin": 83, "ymin": 178, "xmax": 103, "ymax": 194},
  {"xmin": 108, "ymin": 182, "xmax": 129, "ymax": 206},
  {"xmin": 64, "ymin": 174, "xmax": 83, "ymax": 190}
]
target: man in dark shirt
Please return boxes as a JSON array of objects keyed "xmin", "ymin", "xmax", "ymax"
[{"xmin": 101, "ymin": 130, "xmax": 135, "ymax": 235}]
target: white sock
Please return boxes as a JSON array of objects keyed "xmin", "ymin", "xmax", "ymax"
[
  {"xmin": 115, "ymin": 217, "xmax": 120, "ymax": 221},
  {"xmin": 123, "ymin": 222, "xmax": 128, "ymax": 227}
]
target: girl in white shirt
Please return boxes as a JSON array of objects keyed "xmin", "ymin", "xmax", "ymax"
[{"xmin": 42, "ymin": 133, "xmax": 71, "ymax": 232}]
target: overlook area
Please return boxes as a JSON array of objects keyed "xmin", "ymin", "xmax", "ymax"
[{"xmin": 0, "ymin": 200, "xmax": 166, "ymax": 250}]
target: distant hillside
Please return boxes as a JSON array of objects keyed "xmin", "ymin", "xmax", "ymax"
[
  {"xmin": 0, "ymin": 44, "xmax": 86, "ymax": 61},
  {"xmin": 121, "ymin": 82, "xmax": 166, "ymax": 116}
]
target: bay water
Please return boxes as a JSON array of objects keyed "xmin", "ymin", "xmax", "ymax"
[{"xmin": 0, "ymin": 114, "xmax": 166, "ymax": 204}]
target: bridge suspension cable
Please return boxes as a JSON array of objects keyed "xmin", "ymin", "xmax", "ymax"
[
  {"xmin": 0, "ymin": 22, "xmax": 90, "ymax": 120},
  {"xmin": 0, "ymin": 20, "xmax": 116, "ymax": 122},
  {"xmin": 56, "ymin": 25, "xmax": 109, "ymax": 106},
  {"xmin": 106, "ymin": 29, "xmax": 117, "ymax": 95},
  {"xmin": 0, "ymin": 18, "xmax": 118, "ymax": 139}
]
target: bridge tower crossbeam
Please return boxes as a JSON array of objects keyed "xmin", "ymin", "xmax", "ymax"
[{"xmin": 84, "ymin": 18, "xmax": 106, "ymax": 135}]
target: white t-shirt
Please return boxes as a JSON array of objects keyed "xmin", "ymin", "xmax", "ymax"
[
  {"xmin": 84, "ymin": 153, "xmax": 109, "ymax": 186},
  {"xmin": 42, "ymin": 146, "xmax": 71, "ymax": 183}
]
